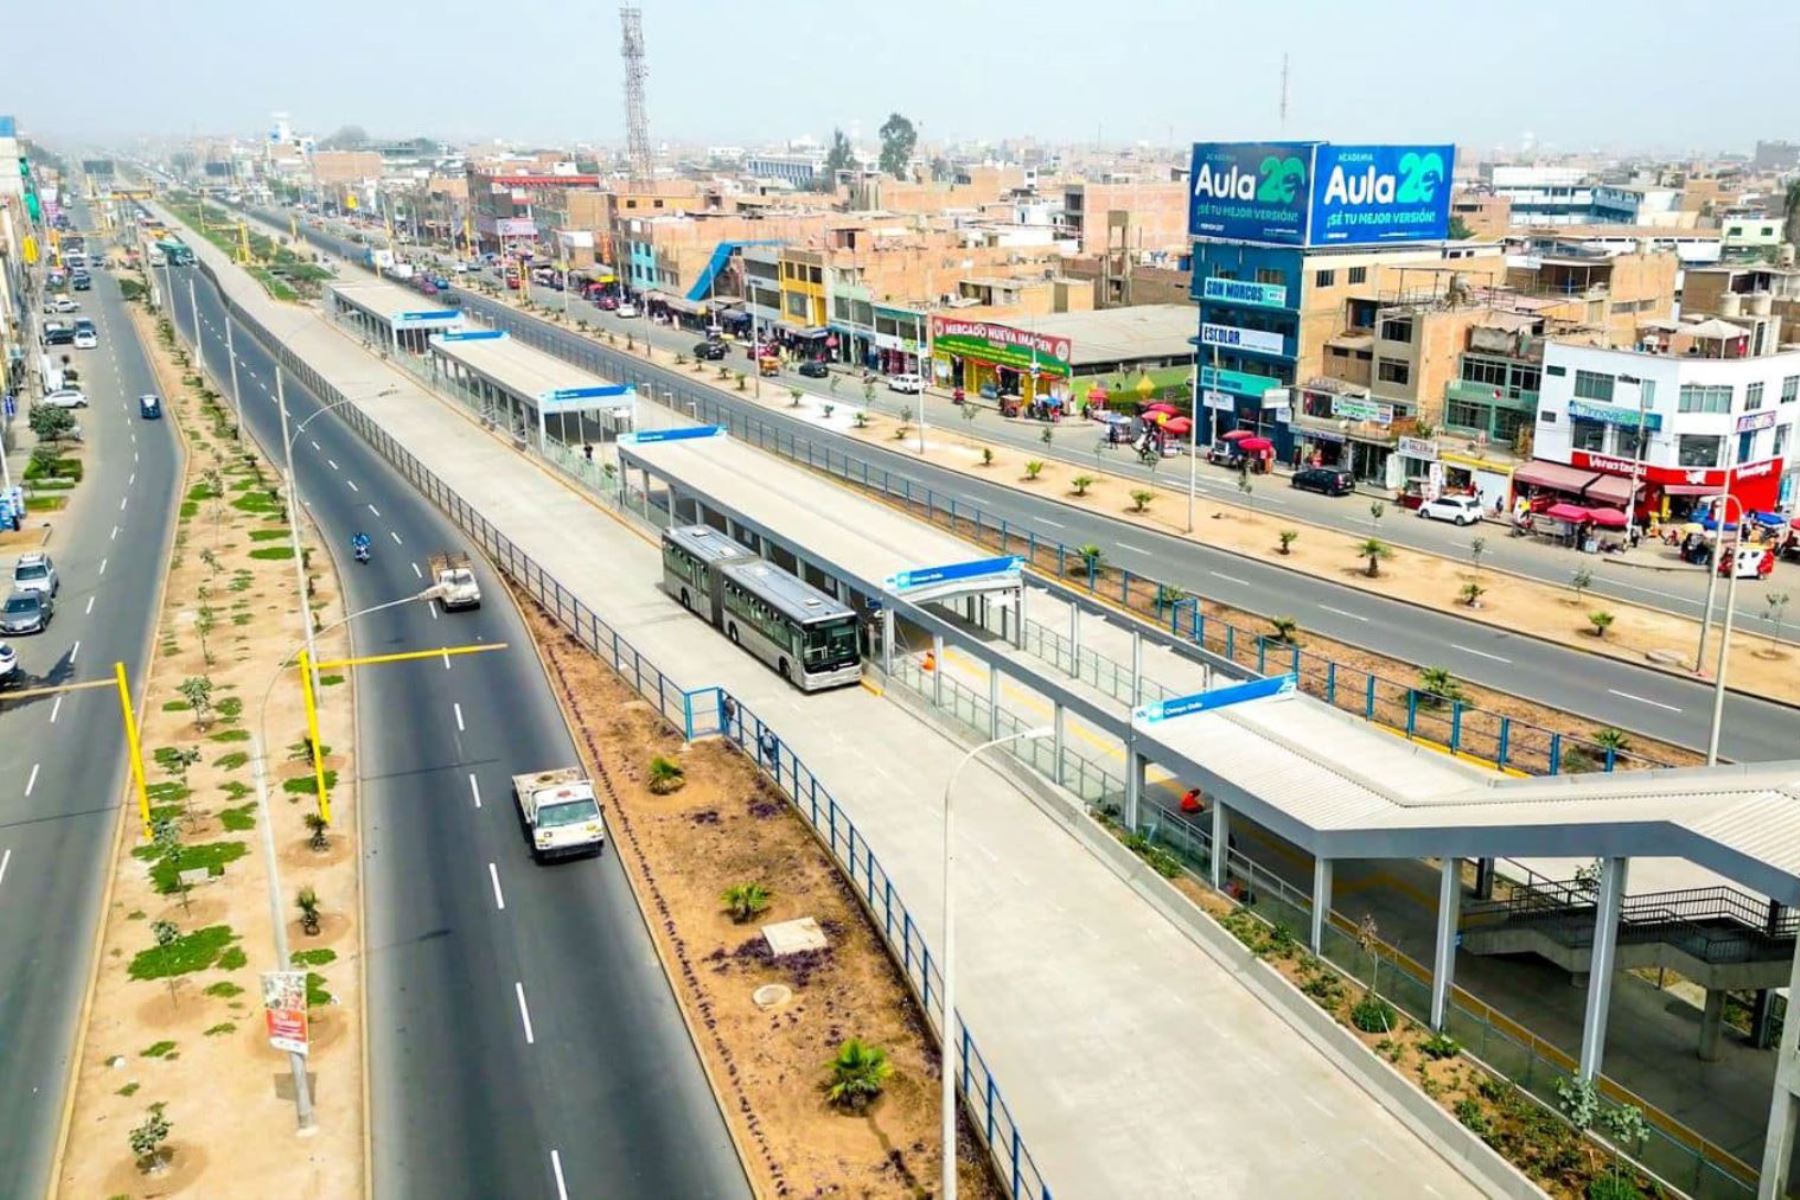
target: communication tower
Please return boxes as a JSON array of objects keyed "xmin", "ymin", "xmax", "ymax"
[{"xmin": 621, "ymin": 6, "xmax": 653, "ymax": 186}]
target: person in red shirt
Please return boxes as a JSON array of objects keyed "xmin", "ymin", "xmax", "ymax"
[{"xmin": 1179, "ymin": 787, "xmax": 1204, "ymax": 815}]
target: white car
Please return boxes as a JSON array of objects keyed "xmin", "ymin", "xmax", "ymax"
[
  {"xmin": 887, "ymin": 373, "xmax": 925, "ymax": 394},
  {"xmin": 0, "ymin": 641, "xmax": 17, "ymax": 688},
  {"xmin": 73, "ymin": 330, "xmax": 98, "ymax": 349},
  {"xmin": 42, "ymin": 389, "xmax": 89, "ymax": 409},
  {"xmin": 1418, "ymin": 494, "xmax": 1485, "ymax": 526},
  {"xmin": 615, "ymin": 301, "xmax": 639, "ymax": 318},
  {"xmin": 12, "ymin": 552, "xmax": 58, "ymax": 596},
  {"xmin": 46, "ymin": 296, "xmax": 78, "ymax": 313}
]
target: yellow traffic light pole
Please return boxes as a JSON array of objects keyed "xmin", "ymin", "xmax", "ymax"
[{"xmin": 0, "ymin": 664, "xmax": 155, "ymax": 838}]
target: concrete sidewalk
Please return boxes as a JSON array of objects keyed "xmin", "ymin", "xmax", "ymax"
[{"xmin": 180, "ymin": 214, "xmax": 1484, "ymax": 1198}]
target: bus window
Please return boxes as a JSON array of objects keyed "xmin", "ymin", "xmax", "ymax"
[{"xmin": 804, "ymin": 618, "xmax": 859, "ymax": 668}]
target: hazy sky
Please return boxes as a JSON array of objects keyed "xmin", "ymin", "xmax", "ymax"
[{"xmin": 10, "ymin": 0, "xmax": 1798, "ymax": 156}]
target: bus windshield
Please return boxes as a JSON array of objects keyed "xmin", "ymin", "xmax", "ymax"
[{"xmin": 803, "ymin": 618, "xmax": 858, "ymax": 669}]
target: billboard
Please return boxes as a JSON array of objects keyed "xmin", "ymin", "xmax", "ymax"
[
  {"xmin": 929, "ymin": 316, "xmax": 1072, "ymax": 376},
  {"xmin": 1189, "ymin": 141, "xmax": 1456, "ymax": 247},
  {"xmin": 1188, "ymin": 142, "xmax": 1317, "ymax": 246},
  {"xmin": 1309, "ymin": 144, "xmax": 1454, "ymax": 245}
]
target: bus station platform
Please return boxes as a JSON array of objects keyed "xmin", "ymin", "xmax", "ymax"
[{"xmin": 325, "ymin": 278, "xmax": 462, "ymax": 354}]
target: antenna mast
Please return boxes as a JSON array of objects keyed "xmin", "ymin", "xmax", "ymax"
[
  {"xmin": 1279, "ymin": 53, "xmax": 1290, "ymax": 132},
  {"xmin": 621, "ymin": 6, "xmax": 652, "ymax": 186}
]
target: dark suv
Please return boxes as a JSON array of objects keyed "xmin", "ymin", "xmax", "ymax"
[
  {"xmin": 1291, "ymin": 466, "xmax": 1355, "ymax": 497},
  {"xmin": 693, "ymin": 340, "xmax": 727, "ymax": 361}
]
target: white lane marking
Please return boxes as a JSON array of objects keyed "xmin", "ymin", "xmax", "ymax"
[
  {"xmin": 0, "ymin": 848, "xmax": 10, "ymax": 888},
  {"xmin": 346, "ymin": 480, "xmax": 359, "ymax": 492},
  {"xmin": 429, "ymin": 601, "xmax": 440, "ymax": 621},
  {"xmin": 24, "ymin": 764, "xmax": 40, "ymax": 797},
  {"xmin": 488, "ymin": 863, "xmax": 506, "ymax": 910},
  {"xmin": 1317, "ymin": 604, "xmax": 1369, "ymax": 622},
  {"xmin": 1037, "ymin": 517, "xmax": 1065, "ymax": 529},
  {"xmin": 1451, "ymin": 644, "xmax": 1512, "ymax": 664},
  {"xmin": 310, "ymin": 440, "xmax": 321, "ymax": 451},
  {"xmin": 442, "ymin": 648, "xmax": 452, "ymax": 669},
  {"xmin": 133, "ymin": 451, "xmax": 138, "ymax": 463},
  {"xmin": 514, "ymin": 982, "xmax": 535, "ymax": 1045},
  {"xmin": 390, "ymin": 530, "xmax": 403, "ymax": 545},
  {"xmin": 110, "ymin": 525, "xmax": 119, "ymax": 541},
  {"xmin": 368, "ymin": 504, "xmax": 381, "ymax": 517},
  {"xmin": 1116, "ymin": 543, "xmax": 1152, "ymax": 555},
  {"xmin": 50, "ymin": 695, "xmax": 64, "ymax": 723},
  {"xmin": 129, "ymin": 472, "xmax": 136, "ymax": 485},
  {"xmin": 453, "ymin": 702, "xmax": 465, "ymax": 732},
  {"xmin": 119, "ymin": 495, "xmax": 128, "ymax": 511},
  {"xmin": 326, "ymin": 459, "xmax": 337, "ymax": 470},
  {"xmin": 69, "ymin": 640, "xmax": 81, "ymax": 664},
  {"xmin": 1208, "ymin": 571, "xmax": 1250, "ymax": 586},
  {"xmin": 1607, "ymin": 689, "xmax": 1683, "ymax": 714},
  {"xmin": 97, "ymin": 558, "xmax": 107, "ymax": 577},
  {"xmin": 411, "ymin": 561, "xmax": 423, "ymax": 579},
  {"xmin": 84, "ymin": 595, "xmax": 95, "ymax": 615},
  {"xmin": 469, "ymin": 774, "xmax": 482, "ymax": 808},
  {"xmin": 551, "ymin": 1150, "xmax": 569, "ymax": 1200}
]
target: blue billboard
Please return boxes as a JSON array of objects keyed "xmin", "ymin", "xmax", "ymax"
[
  {"xmin": 1188, "ymin": 142, "xmax": 1317, "ymax": 246},
  {"xmin": 1309, "ymin": 144, "xmax": 1455, "ymax": 245},
  {"xmin": 1189, "ymin": 141, "xmax": 1456, "ymax": 248}
]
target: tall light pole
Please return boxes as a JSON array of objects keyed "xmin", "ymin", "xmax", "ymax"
[
  {"xmin": 1186, "ymin": 353, "xmax": 1200, "ymax": 533},
  {"xmin": 1618, "ymin": 374, "xmax": 1647, "ymax": 545},
  {"xmin": 1705, "ymin": 488, "xmax": 1748, "ymax": 767},
  {"xmin": 1694, "ymin": 436, "xmax": 1741, "ymax": 673},
  {"xmin": 223, "ymin": 314, "xmax": 246, "ymax": 446},
  {"xmin": 940, "ymin": 726, "xmax": 1053, "ymax": 1200},
  {"xmin": 187, "ymin": 274, "xmax": 206, "ymax": 384}
]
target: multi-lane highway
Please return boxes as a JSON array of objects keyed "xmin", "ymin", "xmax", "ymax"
[
  {"xmin": 0, "ymin": 204, "xmax": 182, "ymax": 1197},
  {"xmin": 167, "ymin": 258, "xmax": 748, "ymax": 1197},
  {"xmin": 257, "ymin": 208, "xmax": 1800, "ymax": 762}
]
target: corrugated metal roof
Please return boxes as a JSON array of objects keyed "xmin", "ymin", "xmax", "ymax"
[{"xmin": 429, "ymin": 331, "xmax": 618, "ymax": 402}]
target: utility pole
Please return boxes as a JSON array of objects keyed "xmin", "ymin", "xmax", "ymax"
[
  {"xmin": 1279, "ymin": 53, "xmax": 1290, "ymax": 133},
  {"xmin": 1619, "ymin": 374, "xmax": 1647, "ymax": 545}
]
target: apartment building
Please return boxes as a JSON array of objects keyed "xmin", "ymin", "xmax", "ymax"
[
  {"xmin": 1528, "ymin": 324, "xmax": 1800, "ymax": 517},
  {"xmin": 310, "ymin": 150, "xmax": 384, "ymax": 187},
  {"xmin": 1678, "ymin": 262, "xmax": 1800, "ymax": 335},
  {"xmin": 1060, "ymin": 178, "xmax": 1189, "ymax": 257},
  {"xmin": 1449, "ymin": 191, "xmax": 1512, "ymax": 240}
]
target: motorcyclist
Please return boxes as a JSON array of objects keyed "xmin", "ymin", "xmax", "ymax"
[{"xmin": 352, "ymin": 531, "xmax": 372, "ymax": 560}]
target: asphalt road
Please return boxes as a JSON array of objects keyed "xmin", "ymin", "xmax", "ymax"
[
  {"xmin": 0, "ymin": 205, "xmax": 182, "ymax": 1197},
  {"xmin": 171, "ymin": 261, "xmax": 748, "ymax": 1198}
]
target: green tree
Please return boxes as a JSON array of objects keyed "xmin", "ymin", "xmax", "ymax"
[
  {"xmin": 1267, "ymin": 615, "xmax": 1299, "ymax": 644},
  {"xmin": 1588, "ymin": 610, "xmax": 1616, "ymax": 639},
  {"xmin": 1024, "ymin": 460, "xmax": 1045, "ymax": 481},
  {"xmin": 1071, "ymin": 474, "xmax": 1095, "ymax": 497},
  {"xmin": 1278, "ymin": 529, "xmax": 1299, "ymax": 556},
  {"xmin": 722, "ymin": 882, "xmax": 772, "ymax": 924},
  {"xmin": 177, "ymin": 677, "xmax": 214, "ymax": 727},
  {"xmin": 1416, "ymin": 667, "xmax": 1465, "ymax": 709},
  {"xmin": 877, "ymin": 113, "xmax": 918, "ymax": 178},
  {"xmin": 319, "ymin": 125, "xmax": 369, "ymax": 150},
  {"xmin": 1447, "ymin": 215, "xmax": 1474, "ymax": 240},
  {"xmin": 129, "ymin": 1102, "xmax": 172, "ymax": 1173},
  {"xmin": 1570, "ymin": 565, "xmax": 1594, "ymax": 601},
  {"xmin": 820, "ymin": 128, "xmax": 855, "ymax": 190},
  {"xmin": 825, "ymin": 1038, "xmax": 894, "ymax": 1111},
  {"xmin": 29, "ymin": 404, "xmax": 76, "ymax": 443},
  {"xmin": 1459, "ymin": 581, "xmax": 1486, "ymax": 608},
  {"xmin": 1764, "ymin": 590, "xmax": 1792, "ymax": 650},
  {"xmin": 1129, "ymin": 488, "xmax": 1155, "ymax": 512},
  {"xmin": 1357, "ymin": 537, "xmax": 1392, "ymax": 578}
]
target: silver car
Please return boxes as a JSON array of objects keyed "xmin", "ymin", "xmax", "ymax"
[
  {"xmin": 11, "ymin": 551, "xmax": 58, "ymax": 597},
  {"xmin": 0, "ymin": 590, "xmax": 53, "ymax": 635}
]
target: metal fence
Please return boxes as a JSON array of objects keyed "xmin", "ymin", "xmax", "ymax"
[
  {"xmin": 448, "ymin": 286, "xmax": 1672, "ymax": 778},
  {"xmin": 190, "ymin": 266, "xmax": 1056, "ymax": 1200}
]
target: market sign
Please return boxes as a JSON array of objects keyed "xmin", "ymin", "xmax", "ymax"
[
  {"xmin": 262, "ymin": 970, "xmax": 310, "ymax": 1056},
  {"xmin": 1331, "ymin": 394, "xmax": 1394, "ymax": 425},
  {"xmin": 1202, "ymin": 390, "xmax": 1234, "ymax": 411},
  {"xmin": 1736, "ymin": 409, "xmax": 1777, "ymax": 434},
  {"xmin": 1568, "ymin": 399, "xmax": 1663, "ymax": 432},
  {"xmin": 1200, "ymin": 277, "xmax": 1288, "ymax": 308},
  {"xmin": 1398, "ymin": 436, "xmax": 1438, "ymax": 461},
  {"xmin": 929, "ymin": 316, "xmax": 1072, "ymax": 376},
  {"xmin": 1189, "ymin": 141, "xmax": 1457, "ymax": 247},
  {"xmin": 1201, "ymin": 322, "xmax": 1285, "ymax": 356}
]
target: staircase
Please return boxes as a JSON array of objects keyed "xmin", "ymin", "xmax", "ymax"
[{"xmin": 685, "ymin": 240, "xmax": 781, "ymax": 304}]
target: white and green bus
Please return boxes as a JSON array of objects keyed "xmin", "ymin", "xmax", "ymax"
[{"xmin": 661, "ymin": 524, "xmax": 861, "ymax": 691}]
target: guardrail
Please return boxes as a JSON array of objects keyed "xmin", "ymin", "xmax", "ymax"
[
  {"xmin": 182, "ymin": 258, "xmax": 1056, "ymax": 1200},
  {"xmin": 429, "ymin": 286, "xmax": 1676, "ymax": 779}
]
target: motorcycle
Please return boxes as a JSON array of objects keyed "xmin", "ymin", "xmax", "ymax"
[{"xmin": 353, "ymin": 537, "xmax": 372, "ymax": 564}]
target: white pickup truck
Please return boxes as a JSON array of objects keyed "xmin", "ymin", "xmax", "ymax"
[
  {"xmin": 513, "ymin": 768, "xmax": 606, "ymax": 861},
  {"xmin": 428, "ymin": 551, "xmax": 481, "ymax": 610}
]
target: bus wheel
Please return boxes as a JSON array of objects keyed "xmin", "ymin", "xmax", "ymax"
[
  {"xmin": 728, "ymin": 624, "xmax": 740, "ymax": 644},
  {"xmin": 680, "ymin": 588, "xmax": 691, "ymax": 610},
  {"xmin": 778, "ymin": 658, "xmax": 790, "ymax": 680}
]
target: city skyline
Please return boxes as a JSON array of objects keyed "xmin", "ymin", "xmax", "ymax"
[{"xmin": 11, "ymin": 0, "xmax": 1799, "ymax": 157}]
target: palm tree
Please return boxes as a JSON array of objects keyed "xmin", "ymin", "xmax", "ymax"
[
  {"xmin": 1592, "ymin": 727, "xmax": 1632, "ymax": 754},
  {"xmin": 1076, "ymin": 543, "xmax": 1104, "ymax": 575},
  {"xmin": 647, "ymin": 755, "xmax": 686, "ymax": 794},
  {"xmin": 1416, "ymin": 666, "xmax": 1464, "ymax": 709},
  {"xmin": 1588, "ymin": 610, "xmax": 1616, "ymax": 640},
  {"xmin": 825, "ymin": 1038, "xmax": 894, "ymax": 1111},
  {"xmin": 1785, "ymin": 179, "xmax": 1800, "ymax": 253},
  {"xmin": 1267, "ymin": 615, "xmax": 1299, "ymax": 644},
  {"xmin": 721, "ymin": 882, "xmax": 772, "ymax": 924},
  {"xmin": 1277, "ymin": 529, "xmax": 1298, "ymax": 556},
  {"xmin": 1357, "ymin": 537, "xmax": 1392, "ymax": 578}
]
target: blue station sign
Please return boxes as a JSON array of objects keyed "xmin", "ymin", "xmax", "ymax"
[
  {"xmin": 1134, "ymin": 673, "xmax": 1297, "ymax": 724},
  {"xmin": 436, "ymin": 329, "xmax": 504, "ymax": 342},
  {"xmin": 886, "ymin": 555, "xmax": 1022, "ymax": 593},
  {"xmin": 622, "ymin": 425, "xmax": 723, "ymax": 445}
]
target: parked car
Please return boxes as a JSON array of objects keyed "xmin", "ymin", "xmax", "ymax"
[
  {"xmin": 1204, "ymin": 439, "xmax": 1241, "ymax": 467},
  {"xmin": 74, "ymin": 329, "xmax": 98, "ymax": 349},
  {"xmin": 139, "ymin": 394, "xmax": 163, "ymax": 419},
  {"xmin": 47, "ymin": 296, "xmax": 78, "ymax": 313},
  {"xmin": 797, "ymin": 360, "xmax": 830, "ymax": 379},
  {"xmin": 692, "ymin": 340, "xmax": 727, "ymax": 361},
  {"xmin": 595, "ymin": 294, "xmax": 619, "ymax": 311},
  {"xmin": 43, "ymin": 327, "xmax": 75, "ymax": 346},
  {"xmin": 0, "ymin": 590, "xmax": 53, "ymax": 635},
  {"xmin": 0, "ymin": 641, "xmax": 17, "ymax": 689},
  {"xmin": 615, "ymin": 301, "xmax": 639, "ymax": 318},
  {"xmin": 1418, "ymin": 494, "xmax": 1485, "ymax": 526},
  {"xmin": 42, "ymin": 389, "xmax": 89, "ymax": 409},
  {"xmin": 887, "ymin": 373, "xmax": 924, "ymax": 394},
  {"xmin": 11, "ymin": 552, "xmax": 58, "ymax": 597},
  {"xmin": 1291, "ymin": 466, "xmax": 1355, "ymax": 497}
]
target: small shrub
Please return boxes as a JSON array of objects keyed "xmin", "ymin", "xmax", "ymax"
[
  {"xmin": 1071, "ymin": 474, "xmax": 1095, "ymax": 497},
  {"xmin": 297, "ymin": 886, "xmax": 321, "ymax": 935},
  {"xmin": 980, "ymin": 447, "xmax": 995, "ymax": 467},
  {"xmin": 303, "ymin": 811, "xmax": 330, "ymax": 851},
  {"xmin": 1351, "ymin": 994, "xmax": 1396, "ymax": 1033},
  {"xmin": 825, "ymin": 1038, "xmax": 893, "ymax": 1111},
  {"xmin": 218, "ymin": 946, "xmax": 247, "ymax": 971},
  {"xmin": 1420, "ymin": 1032, "xmax": 1462, "ymax": 1060},
  {"xmin": 203, "ymin": 1022, "xmax": 237, "ymax": 1037},
  {"xmin": 1267, "ymin": 616, "xmax": 1298, "ymax": 645},
  {"xmin": 203, "ymin": 981, "xmax": 244, "ymax": 999},
  {"xmin": 1278, "ymin": 528, "xmax": 1298, "ymax": 555},
  {"xmin": 1454, "ymin": 1097, "xmax": 1492, "ymax": 1136},
  {"xmin": 1024, "ymin": 459, "xmax": 1045, "ymax": 480},
  {"xmin": 1587, "ymin": 609, "xmax": 1616, "ymax": 639},
  {"xmin": 647, "ymin": 756, "xmax": 686, "ymax": 794},
  {"xmin": 1129, "ymin": 488, "xmax": 1155, "ymax": 512},
  {"xmin": 1459, "ymin": 581, "xmax": 1486, "ymax": 608},
  {"xmin": 140, "ymin": 1041, "xmax": 177, "ymax": 1059},
  {"xmin": 129, "ymin": 925, "xmax": 237, "ymax": 981},
  {"xmin": 722, "ymin": 882, "xmax": 772, "ymax": 923},
  {"xmin": 129, "ymin": 1103, "xmax": 171, "ymax": 1172}
]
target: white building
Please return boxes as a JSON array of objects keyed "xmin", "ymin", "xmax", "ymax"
[{"xmin": 1529, "ymin": 332, "xmax": 1800, "ymax": 516}]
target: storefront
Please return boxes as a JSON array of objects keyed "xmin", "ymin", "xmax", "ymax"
[
  {"xmin": 873, "ymin": 306, "xmax": 926, "ymax": 376},
  {"xmin": 1293, "ymin": 386, "xmax": 1393, "ymax": 483},
  {"xmin": 1568, "ymin": 450, "xmax": 1786, "ymax": 520},
  {"xmin": 930, "ymin": 316, "xmax": 1072, "ymax": 404}
]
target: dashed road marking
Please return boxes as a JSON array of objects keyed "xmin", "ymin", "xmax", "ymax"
[
  {"xmin": 1607, "ymin": 689, "xmax": 1682, "ymax": 714},
  {"xmin": 488, "ymin": 863, "xmax": 506, "ymax": 910},
  {"xmin": 453, "ymin": 702, "xmax": 465, "ymax": 732},
  {"xmin": 390, "ymin": 530, "xmax": 403, "ymax": 546},
  {"xmin": 514, "ymin": 982, "xmax": 535, "ymax": 1045},
  {"xmin": 85, "ymin": 596, "xmax": 95, "ymax": 615},
  {"xmin": 411, "ymin": 562, "xmax": 423, "ymax": 579},
  {"xmin": 24, "ymin": 764, "xmax": 40, "ymax": 797},
  {"xmin": 469, "ymin": 774, "xmax": 482, "ymax": 808}
]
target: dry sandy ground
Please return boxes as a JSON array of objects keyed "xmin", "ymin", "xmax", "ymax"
[{"xmin": 55, "ymin": 300, "xmax": 362, "ymax": 1199}]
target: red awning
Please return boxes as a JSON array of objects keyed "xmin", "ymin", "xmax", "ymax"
[
  {"xmin": 1513, "ymin": 461, "xmax": 1599, "ymax": 494},
  {"xmin": 1662, "ymin": 483, "xmax": 1721, "ymax": 497},
  {"xmin": 1544, "ymin": 502, "xmax": 1593, "ymax": 523},
  {"xmin": 1582, "ymin": 474, "xmax": 1638, "ymax": 507}
]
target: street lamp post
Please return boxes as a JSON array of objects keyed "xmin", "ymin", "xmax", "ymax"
[
  {"xmin": 1694, "ymin": 437, "xmax": 1741, "ymax": 674},
  {"xmin": 1705, "ymin": 490, "xmax": 1748, "ymax": 767},
  {"xmin": 223, "ymin": 314, "xmax": 246, "ymax": 446},
  {"xmin": 1618, "ymin": 374, "xmax": 1647, "ymax": 545},
  {"xmin": 940, "ymin": 726, "xmax": 1053, "ymax": 1200}
]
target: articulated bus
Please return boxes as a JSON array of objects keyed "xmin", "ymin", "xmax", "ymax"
[{"xmin": 660, "ymin": 525, "xmax": 862, "ymax": 691}]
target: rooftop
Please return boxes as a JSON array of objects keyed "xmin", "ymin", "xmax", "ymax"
[
  {"xmin": 328, "ymin": 277, "xmax": 455, "ymax": 321},
  {"xmin": 427, "ymin": 330, "xmax": 622, "ymax": 401},
  {"xmin": 1026, "ymin": 304, "xmax": 1198, "ymax": 366}
]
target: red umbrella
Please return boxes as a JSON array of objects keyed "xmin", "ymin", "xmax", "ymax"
[
  {"xmin": 1587, "ymin": 507, "xmax": 1628, "ymax": 528},
  {"xmin": 1544, "ymin": 502, "xmax": 1591, "ymax": 523},
  {"xmin": 1221, "ymin": 429, "xmax": 1255, "ymax": 442},
  {"xmin": 1163, "ymin": 416, "xmax": 1194, "ymax": 436},
  {"xmin": 1144, "ymin": 402, "xmax": 1180, "ymax": 416},
  {"xmin": 1238, "ymin": 436, "xmax": 1274, "ymax": 453}
]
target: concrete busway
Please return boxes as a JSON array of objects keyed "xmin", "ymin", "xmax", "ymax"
[
  {"xmin": 421, "ymin": 328, "xmax": 637, "ymax": 453},
  {"xmin": 323, "ymin": 277, "xmax": 462, "ymax": 356},
  {"xmin": 617, "ymin": 412, "xmax": 1800, "ymax": 1199},
  {"xmin": 156, "ymin": 201, "xmax": 1489, "ymax": 1200}
]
